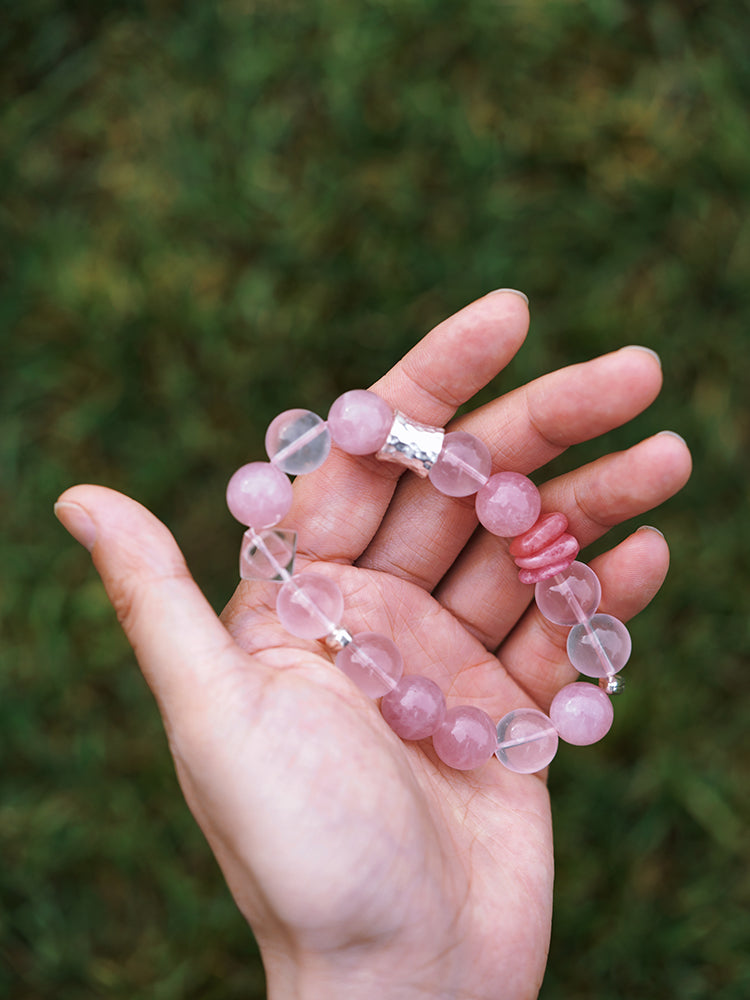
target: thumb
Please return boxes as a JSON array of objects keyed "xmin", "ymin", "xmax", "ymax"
[{"xmin": 54, "ymin": 484, "xmax": 244, "ymax": 725}]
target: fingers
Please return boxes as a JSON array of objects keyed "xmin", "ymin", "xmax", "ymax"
[
  {"xmin": 433, "ymin": 429, "xmax": 692, "ymax": 648},
  {"xmin": 357, "ymin": 345, "xmax": 664, "ymax": 590},
  {"xmin": 54, "ymin": 485, "xmax": 250, "ymax": 726},
  {"xmin": 287, "ymin": 290, "xmax": 530, "ymax": 562},
  {"xmin": 496, "ymin": 526, "xmax": 671, "ymax": 711}
]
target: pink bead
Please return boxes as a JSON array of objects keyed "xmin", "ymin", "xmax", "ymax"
[
  {"xmin": 518, "ymin": 558, "xmax": 577, "ymax": 585},
  {"xmin": 550, "ymin": 682, "xmax": 614, "ymax": 745},
  {"xmin": 335, "ymin": 632, "xmax": 403, "ymax": 698},
  {"xmin": 509, "ymin": 512, "xmax": 568, "ymax": 558},
  {"xmin": 428, "ymin": 431, "xmax": 492, "ymax": 497},
  {"xmin": 475, "ymin": 472, "xmax": 541, "ymax": 537},
  {"xmin": 567, "ymin": 614, "xmax": 631, "ymax": 678},
  {"xmin": 226, "ymin": 462, "xmax": 294, "ymax": 528},
  {"xmin": 534, "ymin": 561, "xmax": 602, "ymax": 626},
  {"xmin": 514, "ymin": 533, "xmax": 579, "ymax": 569},
  {"xmin": 381, "ymin": 676, "xmax": 446, "ymax": 740},
  {"xmin": 432, "ymin": 705, "xmax": 497, "ymax": 771},
  {"xmin": 327, "ymin": 390, "xmax": 393, "ymax": 456},
  {"xmin": 276, "ymin": 573, "xmax": 344, "ymax": 639},
  {"xmin": 495, "ymin": 708, "xmax": 559, "ymax": 773}
]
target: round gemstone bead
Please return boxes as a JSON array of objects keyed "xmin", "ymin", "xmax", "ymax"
[
  {"xmin": 475, "ymin": 472, "xmax": 541, "ymax": 537},
  {"xmin": 432, "ymin": 705, "xmax": 497, "ymax": 771},
  {"xmin": 534, "ymin": 561, "xmax": 602, "ymax": 626},
  {"xmin": 381, "ymin": 675, "xmax": 446, "ymax": 741},
  {"xmin": 266, "ymin": 409, "xmax": 331, "ymax": 475},
  {"xmin": 276, "ymin": 573, "xmax": 344, "ymax": 639},
  {"xmin": 327, "ymin": 390, "xmax": 393, "ymax": 456},
  {"xmin": 495, "ymin": 708, "xmax": 559, "ymax": 774},
  {"xmin": 567, "ymin": 613, "xmax": 632, "ymax": 678},
  {"xmin": 550, "ymin": 682, "xmax": 614, "ymax": 745},
  {"xmin": 335, "ymin": 632, "xmax": 403, "ymax": 698},
  {"xmin": 226, "ymin": 461, "xmax": 294, "ymax": 528},
  {"xmin": 428, "ymin": 431, "xmax": 492, "ymax": 497},
  {"xmin": 509, "ymin": 512, "xmax": 569, "ymax": 558}
]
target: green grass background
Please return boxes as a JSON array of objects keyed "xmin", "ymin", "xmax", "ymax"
[{"xmin": 2, "ymin": 1, "xmax": 749, "ymax": 996}]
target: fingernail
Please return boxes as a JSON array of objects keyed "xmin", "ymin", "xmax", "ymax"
[
  {"xmin": 487, "ymin": 288, "xmax": 529, "ymax": 306},
  {"xmin": 621, "ymin": 345, "xmax": 661, "ymax": 367},
  {"xmin": 54, "ymin": 501, "xmax": 97, "ymax": 551},
  {"xmin": 637, "ymin": 524, "xmax": 665, "ymax": 540},
  {"xmin": 657, "ymin": 429, "xmax": 688, "ymax": 447}
]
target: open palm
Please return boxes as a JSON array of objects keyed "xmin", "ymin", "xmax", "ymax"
[{"xmin": 56, "ymin": 292, "xmax": 691, "ymax": 999}]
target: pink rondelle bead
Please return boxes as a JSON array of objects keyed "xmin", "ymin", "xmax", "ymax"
[
  {"xmin": 335, "ymin": 632, "xmax": 403, "ymax": 698},
  {"xmin": 475, "ymin": 472, "xmax": 541, "ymax": 537},
  {"xmin": 567, "ymin": 613, "xmax": 632, "ymax": 678},
  {"xmin": 381, "ymin": 676, "xmax": 446, "ymax": 741},
  {"xmin": 550, "ymin": 682, "xmax": 614, "ymax": 746},
  {"xmin": 327, "ymin": 390, "xmax": 393, "ymax": 456},
  {"xmin": 432, "ymin": 705, "xmax": 497, "ymax": 771},
  {"xmin": 495, "ymin": 708, "xmax": 559, "ymax": 774},
  {"xmin": 226, "ymin": 461, "xmax": 294, "ymax": 528},
  {"xmin": 534, "ymin": 561, "xmax": 602, "ymax": 626},
  {"xmin": 428, "ymin": 431, "xmax": 492, "ymax": 497},
  {"xmin": 509, "ymin": 512, "xmax": 569, "ymax": 558},
  {"xmin": 518, "ymin": 558, "xmax": 577, "ymax": 585},
  {"xmin": 514, "ymin": 533, "xmax": 579, "ymax": 570},
  {"xmin": 276, "ymin": 573, "xmax": 344, "ymax": 639}
]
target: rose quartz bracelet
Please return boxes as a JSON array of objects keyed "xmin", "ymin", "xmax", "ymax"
[{"xmin": 226, "ymin": 390, "xmax": 630, "ymax": 773}]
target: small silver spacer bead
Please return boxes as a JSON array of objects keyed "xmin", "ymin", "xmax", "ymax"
[
  {"xmin": 599, "ymin": 673, "xmax": 626, "ymax": 695},
  {"xmin": 375, "ymin": 411, "xmax": 445, "ymax": 477},
  {"xmin": 324, "ymin": 627, "xmax": 354, "ymax": 652}
]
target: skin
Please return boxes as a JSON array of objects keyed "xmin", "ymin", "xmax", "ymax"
[{"xmin": 55, "ymin": 291, "xmax": 692, "ymax": 999}]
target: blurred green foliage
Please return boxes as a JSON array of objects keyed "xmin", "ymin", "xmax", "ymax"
[{"xmin": 2, "ymin": 0, "xmax": 749, "ymax": 996}]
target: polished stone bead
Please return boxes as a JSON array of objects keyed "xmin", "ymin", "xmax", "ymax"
[
  {"xmin": 534, "ymin": 561, "xmax": 601, "ymax": 626},
  {"xmin": 226, "ymin": 461, "xmax": 293, "ymax": 529},
  {"xmin": 335, "ymin": 632, "xmax": 403, "ymax": 698},
  {"xmin": 549, "ymin": 682, "xmax": 614, "ymax": 745},
  {"xmin": 428, "ymin": 431, "xmax": 492, "ymax": 497},
  {"xmin": 495, "ymin": 708, "xmax": 559, "ymax": 773},
  {"xmin": 276, "ymin": 573, "xmax": 344, "ymax": 639},
  {"xmin": 381, "ymin": 675, "xmax": 446, "ymax": 741},
  {"xmin": 433, "ymin": 705, "xmax": 497, "ymax": 770},
  {"xmin": 239, "ymin": 528, "xmax": 297, "ymax": 582},
  {"xmin": 327, "ymin": 390, "xmax": 393, "ymax": 455},
  {"xmin": 475, "ymin": 472, "xmax": 541, "ymax": 537},
  {"xmin": 567, "ymin": 613, "xmax": 632, "ymax": 679},
  {"xmin": 266, "ymin": 409, "xmax": 331, "ymax": 475}
]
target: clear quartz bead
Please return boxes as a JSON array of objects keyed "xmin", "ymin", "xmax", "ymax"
[
  {"xmin": 266, "ymin": 409, "xmax": 331, "ymax": 475},
  {"xmin": 567, "ymin": 613, "xmax": 632, "ymax": 678},
  {"xmin": 495, "ymin": 708, "xmax": 559, "ymax": 773},
  {"xmin": 239, "ymin": 528, "xmax": 297, "ymax": 582},
  {"xmin": 335, "ymin": 632, "xmax": 403, "ymax": 698},
  {"xmin": 276, "ymin": 573, "xmax": 344, "ymax": 639},
  {"xmin": 534, "ymin": 562, "xmax": 602, "ymax": 626}
]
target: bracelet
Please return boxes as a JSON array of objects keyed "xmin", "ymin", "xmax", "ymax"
[{"xmin": 225, "ymin": 390, "xmax": 631, "ymax": 774}]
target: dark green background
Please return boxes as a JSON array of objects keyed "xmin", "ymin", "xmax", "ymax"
[{"xmin": 2, "ymin": 1, "xmax": 749, "ymax": 997}]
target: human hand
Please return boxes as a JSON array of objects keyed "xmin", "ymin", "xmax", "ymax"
[{"xmin": 55, "ymin": 291, "xmax": 691, "ymax": 1000}]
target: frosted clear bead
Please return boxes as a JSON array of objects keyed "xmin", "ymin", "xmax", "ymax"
[
  {"xmin": 239, "ymin": 528, "xmax": 297, "ymax": 582},
  {"xmin": 567, "ymin": 613, "xmax": 632, "ymax": 678},
  {"xmin": 327, "ymin": 390, "xmax": 393, "ymax": 455},
  {"xmin": 495, "ymin": 708, "xmax": 559, "ymax": 774},
  {"xmin": 475, "ymin": 472, "xmax": 541, "ymax": 537},
  {"xmin": 381, "ymin": 675, "xmax": 446, "ymax": 740},
  {"xmin": 335, "ymin": 632, "xmax": 403, "ymax": 698},
  {"xmin": 266, "ymin": 409, "xmax": 331, "ymax": 475},
  {"xmin": 432, "ymin": 705, "xmax": 497, "ymax": 771},
  {"xmin": 534, "ymin": 561, "xmax": 601, "ymax": 626},
  {"xmin": 550, "ymin": 682, "xmax": 614, "ymax": 745},
  {"xmin": 226, "ymin": 461, "xmax": 294, "ymax": 528},
  {"xmin": 276, "ymin": 573, "xmax": 344, "ymax": 639},
  {"xmin": 428, "ymin": 431, "xmax": 492, "ymax": 497}
]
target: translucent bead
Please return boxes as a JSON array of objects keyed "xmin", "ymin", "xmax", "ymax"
[
  {"xmin": 432, "ymin": 705, "xmax": 497, "ymax": 771},
  {"xmin": 276, "ymin": 573, "xmax": 344, "ymax": 639},
  {"xmin": 266, "ymin": 409, "xmax": 331, "ymax": 475},
  {"xmin": 335, "ymin": 632, "xmax": 403, "ymax": 698},
  {"xmin": 226, "ymin": 461, "xmax": 294, "ymax": 528},
  {"xmin": 240, "ymin": 528, "xmax": 297, "ymax": 582},
  {"xmin": 475, "ymin": 472, "xmax": 541, "ymax": 537},
  {"xmin": 567, "ymin": 613, "xmax": 632, "ymax": 678},
  {"xmin": 514, "ymin": 533, "xmax": 579, "ymax": 570},
  {"xmin": 534, "ymin": 561, "xmax": 601, "ymax": 626},
  {"xmin": 495, "ymin": 708, "xmax": 559, "ymax": 774},
  {"xmin": 327, "ymin": 390, "xmax": 393, "ymax": 456},
  {"xmin": 381, "ymin": 675, "xmax": 446, "ymax": 741},
  {"xmin": 428, "ymin": 431, "xmax": 492, "ymax": 497},
  {"xmin": 518, "ymin": 558, "xmax": 579, "ymax": 586},
  {"xmin": 509, "ymin": 512, "xmax": 568, "ymax": 558},
  {"xmin": 549, "ymin": 682, "xmax": 614, "ymax": 745}
]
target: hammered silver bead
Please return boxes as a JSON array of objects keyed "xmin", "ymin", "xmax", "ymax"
[
  {"xmin": 375, "ymin": 411, "xmax": 445, "ymax": 477},
  {"xmin": 598, "ymin": 673, "xmax": 626, "ymax": 695}
]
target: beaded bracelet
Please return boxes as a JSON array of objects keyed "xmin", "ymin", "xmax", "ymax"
[{"xmin": 226, "ymin": 390, "xmax": 631, "ymax": 774}]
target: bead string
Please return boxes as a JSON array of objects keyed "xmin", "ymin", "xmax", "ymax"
[{"xmin": 226, "ymin": 390, "xmax": 632, "ymax": 773}]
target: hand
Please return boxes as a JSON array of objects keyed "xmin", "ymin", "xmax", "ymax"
[{"xmin": 55, "ymin": 291, "xmax": 691, "ymax": 1000}]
